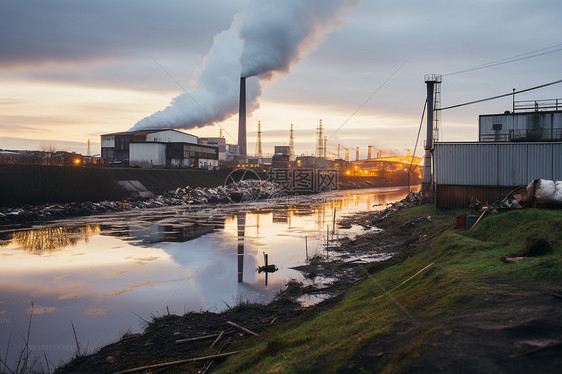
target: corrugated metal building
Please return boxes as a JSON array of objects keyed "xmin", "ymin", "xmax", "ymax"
[{"xmin": 434, "ymin": 142, "xmax": 562, "ymax": 207}]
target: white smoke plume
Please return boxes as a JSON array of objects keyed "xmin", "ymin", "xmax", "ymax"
[{"xmin": 131, "ymin": 0, "xmax": 362, "ymax": 132}]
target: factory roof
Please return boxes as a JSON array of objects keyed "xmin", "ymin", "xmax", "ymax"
[{"xmin": 101, "ymin": 129, "xmax": 191, "ymax": 137}]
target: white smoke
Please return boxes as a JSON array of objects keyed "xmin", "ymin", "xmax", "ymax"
[{"xmin": 131, "ymin": 0, "xmax": 362, "ymax": 132}]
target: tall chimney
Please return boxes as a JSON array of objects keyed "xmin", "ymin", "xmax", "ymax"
[
  {"xmin": 422, "ymin": 74, "xmax": 441, "ymax": 203},
  {"xmin": 238, "ymin": 77, "xmax": 247, "ymax": 156}
]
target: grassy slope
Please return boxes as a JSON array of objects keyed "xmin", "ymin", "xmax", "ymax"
[{"xmin": 213, "ymin": 207, "xmax": 562, "ymax": 373}]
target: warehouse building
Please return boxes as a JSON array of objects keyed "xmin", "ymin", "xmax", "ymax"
[
  {"xmin": 101, "ymin": 129, "xmax": 218, "ymax": 168},
  {"xmin": 434, "ymin": 99, "xmax": 562, "ymax": 208}
]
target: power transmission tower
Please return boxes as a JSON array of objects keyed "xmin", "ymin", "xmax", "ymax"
[
  {"xmin": 316, "ymin": 120, "xmax": 324, "ymax": 158},
  {"xmin": 255, "ymin": 121, "xmax": 263, "ymax": 157},
  {"xmin": 289, "ymin": 124, "xmax": 295, "ymax": 161}
]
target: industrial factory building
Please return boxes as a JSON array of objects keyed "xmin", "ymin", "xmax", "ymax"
[
  {"xmin": 101, "ymin": 129, "xmax": 218, "ymax": 168},
  {"xmin": 198, "ymin": 137, "xmax": 227, "ymax": 160},
  {"xmin": 433, "ymin": 99, "xmax": 562, "ymax": 208}
]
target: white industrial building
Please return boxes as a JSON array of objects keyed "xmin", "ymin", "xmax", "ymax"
[{"xmin": 101, "ymin": 129, "xmax": 218, "ymax": 168}]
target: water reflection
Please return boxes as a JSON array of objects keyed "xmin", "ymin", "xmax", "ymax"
[
  {"xmin": 237, "ymin": 212, "xmax": 246, "ymax": 283},
  {"xmin": 125, "ymin": 222, "xmax": 216, "ymax": 244},
  {"xmin": 6, "ymin": 225, "xmax": 100, "ymax": 254},
  {"xmin": 0, "ymin": 186, "xmax": 413, "ymax": 367}
]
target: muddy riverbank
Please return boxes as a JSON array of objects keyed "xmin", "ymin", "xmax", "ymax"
[
  {"xmin": 54, "ymin": 194, "xmax": 420, "ymax": 373},
  {"xmin": 56, "ymin": 196, "xmax": 562, "ymax": 373},
  {"xmin": 1, "ymin": 186, "xmax": 414, "ymax": 372}
]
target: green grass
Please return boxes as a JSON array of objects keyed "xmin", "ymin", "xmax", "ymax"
[{"xmin": 213, "ymin": 206, "xmax": 562, "ymax": 373}]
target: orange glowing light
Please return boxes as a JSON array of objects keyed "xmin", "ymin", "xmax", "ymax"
[
  {"xmin": 73, "ymin": 158, "xmax": 81, "ymax": 165},
  {"xmin": 345, "ymin": 170, "xmax": 351, "ymax": 175}
]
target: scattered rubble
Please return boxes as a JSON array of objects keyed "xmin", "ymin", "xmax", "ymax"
[{"xmin": 0, "ymin": 180, "xmax": 281, "ymax": 225}]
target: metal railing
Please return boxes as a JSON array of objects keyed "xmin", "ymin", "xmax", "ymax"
[
  {"xmin": 480, "ymin": 129, "xmax": 562, "ymax": 142},
  {"xmin": 480, "ymin": 134, "xmax": 509, "ymax": 142},
  {"xmin": 513, "ymin": 98, "xmax": 562, "ymax": 112},
  {"xmin": 508, "ymin": 128, "xmax": 562, "ymax": 142}
]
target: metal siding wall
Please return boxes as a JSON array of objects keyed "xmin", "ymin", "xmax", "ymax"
[
  {"xmin": 554, "ymin": 143, "xmax": 562, "ymax": 180},
  {"xmin": 435, "ymin": 143, "xmax": 498, "ymax": 185},
  {"xmin": 527, "ymin": 143, "xmax": 553, "ymax": 180},
  {"xmin": 148, "ymin": 130, "xmax": 197, "ymax": 144},
  {"xmin": 435, "ymin": 142, "xmax": 560, "ymax": 187},
  {"xmin": 498, "ymin": 143, "xmax": 526, "ymax": 186},
  {"xmin": 481, "ymin": 144, "xmax": 498, "ymax": 185}
]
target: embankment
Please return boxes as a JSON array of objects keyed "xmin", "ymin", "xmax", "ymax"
[{"xmin": 0, "ymin": 166, "xmax": 253, "ymax": 207}]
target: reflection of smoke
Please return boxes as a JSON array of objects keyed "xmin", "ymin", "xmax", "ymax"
[
  {"xmin": 11, "ymin": 225, "xmax": 100, "ymax": 254},
  {"xmin": 131, "ymin": 0, "xmax": 361, "ymax": 132}
]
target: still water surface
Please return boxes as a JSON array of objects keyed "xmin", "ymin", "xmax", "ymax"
[{"xmin": 0, "ymin": 186, "xmax": 410, "ymax": 366}]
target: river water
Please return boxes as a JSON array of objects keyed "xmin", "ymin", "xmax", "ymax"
[{"xmin": 0, "ymin": 186, "xmax": 410, "ymax": 368}]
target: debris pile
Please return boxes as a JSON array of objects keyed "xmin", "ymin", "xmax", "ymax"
[
  {"xmin": 164, "ymin": 180, "xmax": 280, "ymax": 204},
  {"xmin": 0, "ymin": 180, "xmax": 281, "ymax": 225}
]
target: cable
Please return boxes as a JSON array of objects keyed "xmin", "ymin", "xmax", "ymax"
[
  {"xmin": 444, "ymin": 43, "xmax": 562, "ymax": 76},
  {"xmin": 408, "ymin": 100, "xmax": 426, "ymax": 178},
  {"xmin": 438, "ymin": 79, "xmax": 562, "ymax": 111},
  {"xmin": 327, "ymin": 56, "xmax": 411, "ymax": 141}
]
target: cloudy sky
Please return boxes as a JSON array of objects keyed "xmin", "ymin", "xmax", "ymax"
[{"xmin": 1, "ymin": 0, "xmax": 560, "ymax": 158}]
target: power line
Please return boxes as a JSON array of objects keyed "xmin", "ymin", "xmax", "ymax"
[
  {"xmin": 444, "ymin": 43, "xmax": 562, "ymax": 76},
  {"xmin": 438, "ymin": 79, "xmax": 562, "ymax": 111},
  {"xmin": 408, "ymin": 99, "xmax": 426, "ymax": 178},
  {"xmin": 327, "ymin": 56, "xmax": 411, "ymax": 141}
]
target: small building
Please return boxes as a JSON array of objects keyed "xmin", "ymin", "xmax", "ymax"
[
  {"xmin": 166, "ymin": 142, "xmax": 219, "ymax": 169},
  {"xmin": 295, "ymin": 156, "xmax": 333, "ymax": 169},
  {"xmin": 479, "ymin": 101, "xmax": 562, "ymax": 142},
  {"xmin": 274, "ymin": 146, "xmax": 291, "ymax": 156},
  {"xmin": 272, "ymin": 153, "xmax": 291, "ymax": 169},
  {"xmin": 199, "ymin": 137, "xmax": 227, "ymax": 160}
]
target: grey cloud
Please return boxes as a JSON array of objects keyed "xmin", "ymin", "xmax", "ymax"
[
  {"xmin": 0, "ymin": 0, "xmax": 243, "ymax": 67},
  {"xmin": 132, "ymin": 0, "xmax": 364, "ymax": 132}
]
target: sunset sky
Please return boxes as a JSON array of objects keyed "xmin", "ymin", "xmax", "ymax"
[{"xmin": 1, "ymin": 0, "xmax": 561, "ymax": 159}]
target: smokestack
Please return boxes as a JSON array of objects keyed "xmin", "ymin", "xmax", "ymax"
[
  {"xmin": 367, "ymin": 145, "xmax": 372, "ymax": 160},
  {"xmin": 356, "ymin": 147, "xmax": 359, "ymax": 161},
  {"xmin": 422, "ymin": 74, "xmax": 441, "ymax": 203},
  {"xmin": 238, "ymin": 77, "xmax": 247, "ymax": 156}
]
